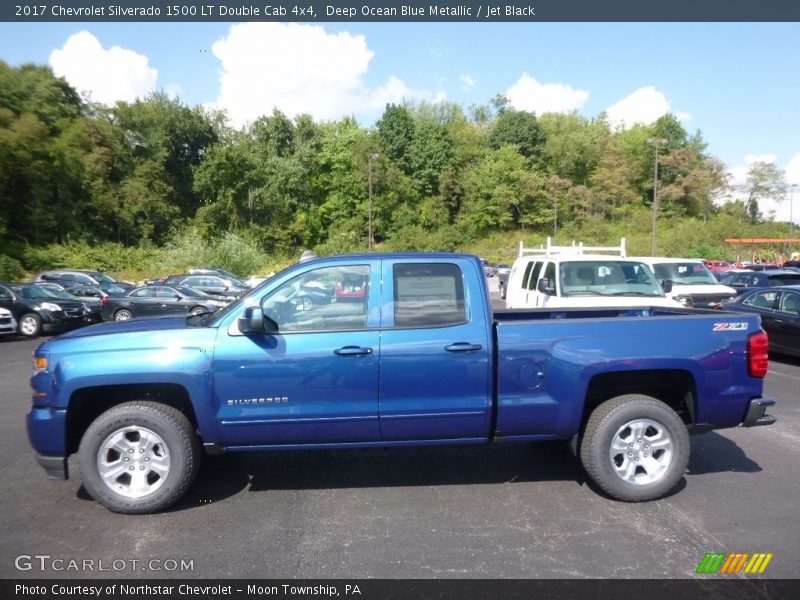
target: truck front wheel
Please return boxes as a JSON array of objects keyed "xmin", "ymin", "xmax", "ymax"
[
  {"xmin": 78, "ymin": 401, "xmax": 201, "ymax": 514},
  {"xmin": 580, "ymin": 394, "xmax": 689, "ymax": 502}
]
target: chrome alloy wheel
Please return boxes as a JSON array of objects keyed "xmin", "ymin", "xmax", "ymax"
[
  {"xmin": 609, "ymin": 418, "xmax": 673, "ymax": 485},
  {"xmin": 97, "ymin": 426, "xmax": 171, "ymax": 498},
  {"xmin": 19, "ymin": 315, "xmax": 39, "ymax": 335}
]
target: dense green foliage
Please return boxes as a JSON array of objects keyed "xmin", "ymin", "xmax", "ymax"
[{"xmin": 0, "ymin": 61, "xmax": 793, "ymax": 280}]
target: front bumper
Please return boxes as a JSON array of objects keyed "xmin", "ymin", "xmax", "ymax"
[
  {"xmin": 740, "ymin": 396, "xmax": 777, "ymax": 427},
  {"xmin": 27, "ymin": 406, "xmax": 69, "ymax": 479}
]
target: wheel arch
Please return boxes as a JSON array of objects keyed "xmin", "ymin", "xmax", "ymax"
[
  {"xmin": 582, "ymin": 369, "xmax": 696, "ymax": 432},
  {"xmin": 66, "ymin": 383, "xmax": 199, "ymax": 455}
]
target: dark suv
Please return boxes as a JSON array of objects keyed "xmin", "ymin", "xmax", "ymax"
[
  {"xmin": 0, "ymin": 283, "xmax": 88, "ymax": 336},
  {"xmin": 718, "ymin": 269, "xmax": 800, "ymax": 294},
  {"xmin": 34, "ymin": 269, "xmax": 134, "ymax": 290}
]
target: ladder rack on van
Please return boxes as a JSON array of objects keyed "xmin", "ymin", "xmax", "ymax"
[{"xmin": 519, "ymin": 237, "xmax": 627, "ymax": 258}]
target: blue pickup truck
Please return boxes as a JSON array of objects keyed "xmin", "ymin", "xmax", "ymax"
[{"xmin": 27, "ymin": 254, "xmax": 776, "ymax": 513}]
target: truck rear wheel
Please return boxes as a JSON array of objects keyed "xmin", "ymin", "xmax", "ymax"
[
  {"xmin": 78, "ymin": 401, "xmax": 200, "ymax": 514},
  {"xmin": 580, "ymin": 394, "xmax": 689, "ymax": 502}
]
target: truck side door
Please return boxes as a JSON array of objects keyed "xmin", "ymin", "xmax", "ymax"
[
  {"xmin": 212, "ymin": 261, "xmax": 382, "ymax": 446},
  {"xmin": 378, "ymin": 259, "xmax": 492, "ymax": 441}
]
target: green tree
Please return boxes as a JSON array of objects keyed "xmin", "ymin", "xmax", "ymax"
[
  {"xmin": 741, "ymin": 162, "xmax": 787, "ymax": 223},
  {"xmin": 488, "ymin": 109, "xmax": 546, "ymax": 162}
]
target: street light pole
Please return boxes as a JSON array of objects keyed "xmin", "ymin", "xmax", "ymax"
[
  {"xmin": 647, "ymin": 138, "xmax": 668, "ymax": 256},
  {"xmin": 790, "ymin": 183, "xmax": 798, "ymax": 241},
  {"xmin": 368, "ymin": 153, "xmax": 379, "ymax": 250}
]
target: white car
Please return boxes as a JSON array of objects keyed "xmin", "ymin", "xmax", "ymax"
[
  {"xmin": 505, "ymin": 238, "xmax": 683, "ymax": 310},
  {"xmin": 634, "ymin": 257, "xmax": 737, "ymax": 309},
  {"xmin": 0, "ymin": 307, "xmax": 17, "ymax": 336}
]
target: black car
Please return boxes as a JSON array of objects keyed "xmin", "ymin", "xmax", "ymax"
[
  {"xmin": 0, "ymin": 283, "xmax": 89, "ymax": 336},
  {"xmin": 721, "ymin": 286, "xmax": 800, "ymax": 358},
  {"xmin": 34, "ymin": 269, "xmax": 135, "ymax": 290},
  {"xmin": 37, "ymin": 285, "xmax": 104, "ymax": 323},
  {"xmin": 101, "ymin": 285, "xmax": 229, "ymax": 322},
  {"xmin": 717, "ymin": 269, "xmax": 800, "ymax": 294},
  {"xmin": 161, "ymin": 274, "xmax": 246, "ymax": 298}
]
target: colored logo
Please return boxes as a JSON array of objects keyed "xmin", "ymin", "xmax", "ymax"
[{"xmin": 697, "ymin": 552, "xmax": 773, "ymax": 574}]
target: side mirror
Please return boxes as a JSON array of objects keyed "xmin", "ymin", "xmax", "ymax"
[
  {"xmin": 661, "ymin": 279, "xmax": 673, "ymax": 294},
  {"xmin": 537, "ymin": 277, "xmax": 555, "ymax": 295},
  {"xmin": 238, "ymin": 306, "xmax": 265, "ymax": 335},
  {"xmin": 174, "ymin": 294, "xmax": 182, "ymax": 300}
]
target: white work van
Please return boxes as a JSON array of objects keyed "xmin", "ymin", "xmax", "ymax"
[
  {"xmin": 635, "ymin": 257, "xmax": 737, "ymax": 309},
  {"xmin": 504, "ymin": 238, "xmax": 683, "ymax": 310}
]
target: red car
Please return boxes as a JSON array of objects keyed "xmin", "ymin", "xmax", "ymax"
[
  {"xmin": 335, "ymin": 272, "xmax": 368, "ymax": 302},
  {"xmin": 703, "ymin": 260, "xmax": 734, "ymax": 272}
]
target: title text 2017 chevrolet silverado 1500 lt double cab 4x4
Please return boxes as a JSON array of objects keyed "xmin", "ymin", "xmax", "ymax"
[{"xmin": 27, "ymin": 254, "xmax": 776, "ymax": 513}]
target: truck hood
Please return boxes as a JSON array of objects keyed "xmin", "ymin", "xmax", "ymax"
[
  {"xmin": 667, "ymin": 283, "xmax": 737, "ymax": 297},
  {"xmin": 53, "ymin": 316, "xmax": 193, "ymax": 339}
]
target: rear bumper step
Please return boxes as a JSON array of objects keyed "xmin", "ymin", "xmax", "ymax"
[{"xmin": 740, "ymin": 397, "xmax": 777, "ymax": 427}]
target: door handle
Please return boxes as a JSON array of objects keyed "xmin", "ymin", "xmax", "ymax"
[
  {"xmin": 334, "ymin": 346, "xmax": 373, "ymax": 356},
  {"xmin": 445, "ymin": 342, "xmax": 483, "ymax": 353}
]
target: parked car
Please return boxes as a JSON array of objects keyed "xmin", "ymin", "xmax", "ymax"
[
  {"xmin": 334, "ymin": 270, "xmax": 367, "ymax": 302},
  {"xmin": 27, "ymin": 253, "xmax": 776, "ymax": 513},
  {"xmin": 496, "ymin": 264, "xmax": 512, "ymax": 299},
  {"xmin": 702, "ymin": 260, "xmax": 734, "ymax": 273},
  {"xmin": 63, "ymin": 283, "xmax": 128, "ymax": 302},
  {"xmin": 188, "ymin": 267, "xmax": 240, "ymax": 280},
  {"xmin": 721, "ymin": 286, "xmax": 800, "ymax": 357},
  {"xmin": 0, "ymin": 283, "xmax": 88, "ymax": 336},
  {"xmin": 161, "ymin": 274, "xmax": 246, "ymax": 299},
  {"xmin": 34, "ymin": 269, "xmax": 134, "ymax": 290},
  {"xmin": 635, "ymin": 257, "xmax": 737, "ymax": 309},
  {"xmin": 505, "ymin": 239, "xmax": 681, "ymax": 309},
  {"xmin": 717, "ymin": 269, "xmax": 800, "ymax": 294},
  {"xmin": 36, "ymin": 285, "xmax": 103, "ymax": 323},
  {"xmin": 101, "ymin": 285, "xmax": 229, "ymax": 322},
  {"xmin": 480, "ymin": 258, "xmax": 497, "ymax": 278},
  {"xmin": 0, "ymin": 307, "xmax": 17, "ymax": 337}
]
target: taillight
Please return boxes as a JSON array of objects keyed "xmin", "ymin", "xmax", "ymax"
[
  {"xmin": 747, "ymin": 331, "xmax": 769, "ymax": 378},
  {"xmin": 101, "ymin": 296, "xmax": 109, "ymax": 305}
]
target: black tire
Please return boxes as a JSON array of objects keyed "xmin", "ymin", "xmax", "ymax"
[
  {"xmin": 189, "ymin": 306, "xmax": 207, "ymax": 316},
  {"xmin": 580, "ymin": 394, "xmax": 689, "ymax": 502},
  {"xmin": 18, "ymin": 312, "xmax": 42, "ymax": 337},
  {"xmin": 114, "ymin": 309, "xmax": 133, "ymax": 321},
  {"xmin": 78, "ymin": 401, "xmax": 201, "ymax": 514}
]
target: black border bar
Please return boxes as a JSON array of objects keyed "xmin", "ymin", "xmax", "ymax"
[
  {"xmin": 5, "ymin": 579, "xmax": 800, "ymax": 600},
  {"xmin": 3, "ymin": 1, "xmax": 800, "ymax": 23}
]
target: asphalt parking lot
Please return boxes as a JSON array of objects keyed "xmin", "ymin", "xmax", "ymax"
[{"xmin": 1, "ymin": 286, "xmax": 798, "ymax": 580}]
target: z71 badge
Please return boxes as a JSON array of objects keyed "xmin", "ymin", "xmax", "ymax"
[{"xmin": 713, "ymin": 322, "xmax": 749, "ymax": 332}]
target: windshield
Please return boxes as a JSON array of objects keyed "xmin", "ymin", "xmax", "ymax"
[
  {"xmin": 559, "ymin": 261, "xmax": 664, "ymax": 297},
  {"xmin": 89, "ymin": 272, "xmax": 117, "ymax": 284},
  {"xmin": 11, "ymin": 285, "xmax": 59, "ymax": 299},
  {"xmin": 652, "ymin": 262, "xmax": 718, "ymax": 285},
  {"xmin": 175, "ymin": 286, "xmax": 209, "ymax": 297},
  {"xmin": 41, "ymin": 288, "xmax": 79, "ymax": 300}
]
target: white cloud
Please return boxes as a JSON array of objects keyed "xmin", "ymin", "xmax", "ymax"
[
  {"xmin": 49, "ymin": 31, "xmax": 157, "ymax": 105},
  {"xmin": 209, "ymin": 23, "xmax": 427, "ymax": 125},
  {"xmin": 505, "ymin": 73, "xmax": 588, "ymax": 115},
  {"xmin": 460, "ymin": 74, "xmax": 476, "ymax": 92},
  {"xmin": 605, "ymin": 86, "xmax": 690, "ymax": 130}
]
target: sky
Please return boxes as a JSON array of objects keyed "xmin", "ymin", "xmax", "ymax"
[{"xmin": 2, "ymin": 20, "xmax": 800, "ymax": 220}]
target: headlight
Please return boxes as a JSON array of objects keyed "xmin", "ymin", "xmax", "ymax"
[
  {"xmin": 38, "ymin": 302, "xmax": 61, "ymax": 311},
  {"xmin": 674, "ymin": 296, "xmax": 694, "ymax": 308}
]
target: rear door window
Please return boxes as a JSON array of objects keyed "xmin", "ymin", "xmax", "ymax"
[{"xmin": 393, "ymin": 263, "xmax": 466, "ymax": 328}]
